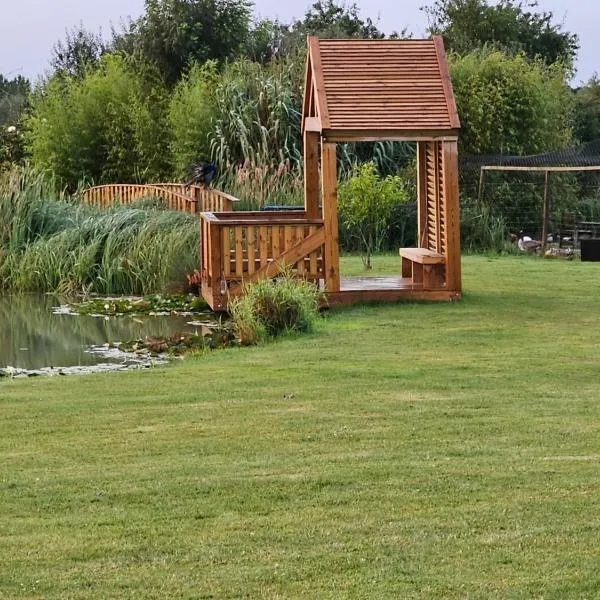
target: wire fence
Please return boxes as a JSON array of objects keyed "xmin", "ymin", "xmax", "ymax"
[{"xmin": 459, "ymin": 140, "xmax": 600, "ymax": 249}]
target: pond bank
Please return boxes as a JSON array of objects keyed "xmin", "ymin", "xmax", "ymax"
[{"xmin": 0, "ymin": 293, "xmax": 227, "ymax": 376}]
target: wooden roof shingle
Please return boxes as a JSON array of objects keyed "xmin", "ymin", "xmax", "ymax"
[{"xmin": 302, "ymin": 36, "xmax": 460, "ymax": 142}]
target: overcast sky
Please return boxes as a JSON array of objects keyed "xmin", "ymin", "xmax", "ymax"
[{"xmin": 0, "ymin": 0, "xmax": 597, "ymax": 84}]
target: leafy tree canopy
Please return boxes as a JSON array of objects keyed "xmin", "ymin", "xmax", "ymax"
[
  {"xmin": 423, "ymin": 0, "xmax": 578, "ymax": 69},
  {"xmin": 51, "ymin": 25, "xmax": 107, "ymax": 80},
  {"xmin": 450, "ymin": 49, "xmax": 573, "ymax": 155},
  {"xmin": 574, "ymin": 76, "xmax": 600, "ymax": 143},
  {"xmin": 248, "ymin": 1, "xmax": 397, "ymax": 62},
  {"xmin": 114, "ymin": 0, "xmax": 253, "ymax": 87},
  {"xmin": 0, "ymin": 75, "xmax": 30, "ymax": 126},
  {"xmin": 25, "ymin": 55, "xmax": 170, "ymax": 188}
]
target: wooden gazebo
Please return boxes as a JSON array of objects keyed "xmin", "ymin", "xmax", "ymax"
[{"xmin": 200, "ymin": 36, "xmax": 462, "ymax": 310}]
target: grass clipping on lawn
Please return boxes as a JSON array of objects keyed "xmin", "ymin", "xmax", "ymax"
[{"xmin": 2, "ymin": 255, "xmax": 600, "ymax": 598}]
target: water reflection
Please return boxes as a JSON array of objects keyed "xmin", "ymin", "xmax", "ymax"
[{"xmin": 0, "ymin": 295, "xmax": 212, "ymax": 369}]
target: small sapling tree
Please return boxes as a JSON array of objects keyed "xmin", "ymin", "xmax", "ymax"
[{"xmin": 338, "ymin": 161, "xmax": 408, "ymax": 269}]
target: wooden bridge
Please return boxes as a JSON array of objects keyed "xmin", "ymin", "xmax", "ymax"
[{"xmin": 81, "ymin": 183, "xmax": 239, "ymax": 213}]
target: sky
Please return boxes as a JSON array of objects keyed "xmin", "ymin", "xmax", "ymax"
[{"xmin": 0, "ymin": 0, "xmax": 598, "ymax": 85}]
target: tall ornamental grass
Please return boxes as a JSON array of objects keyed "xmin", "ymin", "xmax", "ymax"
[
  {"xmin": 229, "ymin": 266, "xmax": 321, "ymax": 345},
  {"xmin": 0, "ymin": 167, "xmax": 200, "ymax": 295}
]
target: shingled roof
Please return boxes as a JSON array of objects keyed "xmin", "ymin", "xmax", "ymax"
[{"xmin": 302, "ymin": 37, "xmax": 460, "ymax": 142}]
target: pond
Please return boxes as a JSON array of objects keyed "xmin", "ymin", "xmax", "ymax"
[{"xmin": 0, "ymin": 294, "xmax": 217, "ymax": 375}]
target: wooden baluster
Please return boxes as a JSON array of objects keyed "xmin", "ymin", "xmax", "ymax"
[
  {"xmin": 309, "ymin": 226, "xmax": 318, "ymax": 276},
  {"xmin": 235, "ymin": 227, "xmax": 244, "ymax": 277},
  {"xmin": 284, "ymin": 226, "xmax": 294, "ymax": 253},
  {"xmin": 247, "ymin": 226, "xmax": 255, "ymax": 275},
  {"xmin": 297, "ymin": 226, "xmax": 306, "ymax": 275},
  {"xmin": 201, "ymin": 220, "xmax": 208, "ymax": 274},
  {"xmin": 272, "ymin": 226, "xmax": 280, "ymax": 261},
  {"xmin": 258, "ymin": 226, "xmax": 268, "ymax": 269},
  {"xmin": 222, "ymin": 227, "xmax": 231, "ymax": 277}
]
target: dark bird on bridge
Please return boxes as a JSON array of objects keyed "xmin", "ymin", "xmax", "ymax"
[{"xmin": 185, "ymin": 162, "xmax": 217, "ymax": 188}]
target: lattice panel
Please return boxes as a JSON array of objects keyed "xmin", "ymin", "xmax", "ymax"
[
  {"xmin": 422, "ymin": 141, "xmax": 447, "ymax": 255},
  {"xmin": 437, "ymin": 143, "xmax": 447, "ymax": 255}
]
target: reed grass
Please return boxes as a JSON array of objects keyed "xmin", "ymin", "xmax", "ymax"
[
  {"xmin": 0, "ymin": 166, "xmax": 200, "ymax": 295},
  {"xmin": 229, "ymin": 266, "xmax": 321, "ymax": 344},
  {"xmin": 215, "ymin": 160, "xmax": 304, "ymax": 209}
]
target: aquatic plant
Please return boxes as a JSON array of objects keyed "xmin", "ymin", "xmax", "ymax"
[{"xmin": 0, "ymin": 166, "xmax": 201, "ymax": 295}]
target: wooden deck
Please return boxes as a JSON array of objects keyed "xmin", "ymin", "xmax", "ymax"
[{"xmin": 324, "ymin": 276, "xmax": 461, "ymax": 306}]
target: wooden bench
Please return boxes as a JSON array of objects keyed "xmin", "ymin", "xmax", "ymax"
[{"xmin": 400, "ymin": 248, "xmax": 445, "ymax": 288}]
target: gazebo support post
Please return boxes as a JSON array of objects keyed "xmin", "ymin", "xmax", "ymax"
[
  {"xmin": 443, "ymin": 140, "xmax": 461, "ymax": 293},
  {"xmin": 321, "ymin": 141, "xmax": 340, "ymax": 292},
  {"xmin": 304, "ymin": 131, "xmax": 320, "ymax": 219}
]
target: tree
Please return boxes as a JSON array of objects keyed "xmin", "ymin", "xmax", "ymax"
[
  {"xmin": 423, "ymin": 0, "xmax": 578, "ymax": 69},
  {"xmin": 338, "ymin": 162, "xmax": 409, "ymax": 269},
  {"xmin": 26, "ymin": 55, "xmax": 170, "ymax": 188},
  {"xmin": 574, "ymin": 76, "xmax": 600, "ymax": 143},
  {"xmin": 0, "ymin": 75, "xmax": 30, "ymax": 167},
  {"xmin": 114, "ymin": 0, "xmax": 253, "ymax": 87},
  {"xmin": 0, "ymin": 75, "xmax": 29, "ymax": 126},
  {"xmin": 450, "ymin": 49, "xmax": 573, "ymax": 156},
  {"xmin": 51, "ymin": 25, "xmax": 106, "ymax": 79},
  {"xmin": 249, "ymin": 1, "xmax": 396, "ymax": 61}
]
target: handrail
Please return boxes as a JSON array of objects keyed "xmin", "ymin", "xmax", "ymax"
[
  {"xmin": 200, "ymin": 212, "xmax": 325, "ymax": 310},
  {"xmin": 200, "ymin": 211, "xmax": 323, "ymax": 226},
  {"xmin": 84, "ymin": 183, "xmax": 194, "ymax": 203},
  {"xmin": 81, "ymin": 183, "xmax": 240, "ymax": 213}
]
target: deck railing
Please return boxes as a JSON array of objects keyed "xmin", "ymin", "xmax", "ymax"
[
  {"xmin": 81, "ymin": 183, "xmax": 238, "ymax": 213},
  {"xmin": 200, "ymin": 211, "xmax": 325, "ymax": 310}
]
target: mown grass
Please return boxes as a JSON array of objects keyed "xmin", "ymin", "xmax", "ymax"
[{"xmin": 2, "ymin": 255, "xmax": 600, "ymax": 599}]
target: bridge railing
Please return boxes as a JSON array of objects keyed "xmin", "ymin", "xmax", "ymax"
[
  {"xmin": 81, "ymin": 183, "xmax": 239, "ymax": 213},
  {"xmin": 200, "ymin": 211, "xmax": 325, "ymax": 310}
]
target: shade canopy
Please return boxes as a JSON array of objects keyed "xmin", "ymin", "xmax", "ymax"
[{"xmin": 302, "ymin": 36, "xmax": 460, "ymax": 142}]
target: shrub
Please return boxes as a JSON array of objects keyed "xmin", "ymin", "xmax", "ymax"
[
  {"xmin": 338, "ymin": 162, "xmax": 409, "ymax": 269},
  {"xmin": 229, "ymin": 267, "xmax": 321, "ymax": 345},
  {"xmin": 168, "ymin": 62, "xmax": 218, "ymax": 179},
  {"xmin": 25, "ymin": 54, "xmax": 170, "ymax": 190}
]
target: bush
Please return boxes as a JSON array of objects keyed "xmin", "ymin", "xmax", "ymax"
[
  {"xmin": 25, "ymin": 55, "xmax": 170, "ymax": 190},
  {"xmin": 168, "ymin": 62, "xmax": 218, "ymax": 179},
  {"xmin": 229, "ymin": 267, "xmax": 321, "ymax": 345},
  {"xmin": 338, "ymin": 162, "xmax": 409, "ymax": 268},
  {"xmin": 450, "ymin": 49, "xmax": 573, "ymax": 156}
]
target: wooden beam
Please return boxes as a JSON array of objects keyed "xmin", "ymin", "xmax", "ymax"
[
  {"xmin": 433, "ymin": 140, "xmax": 442, "ymax": 253},
  {"xmin": 304, "ymin": 131, "xmax": 320, "ymax": 219},
  {"xmin": 442, "ymin": 140, "xmax": 461, "ymax": 293},
  {"xmin": 321, "ymin": 142, "xmax": 340, "ymax": 293},
  {"xmin": 417, "ymin": 141, "xmax": 428, "ymax": 248},
  {"xmin": 541, "ymin": 170, "xmax": 551, "ymax": 252},
  {"xmin": 323, "ymin": 130, "xmax": 459, "ymax": 143},
  {"xmin": 301, "ymin": 49, "xmax": 312, "ymax": 133},
  {"xmin": 308, "ymin": 36, "xmax": 330, "ymax": 129},
  {"xmin": 480, "ymin": 165, "xmax": 600, "ymax": 173},
  {"xmin": 433, "ymin": 36, "xmax": 461, "ymax": 130}
]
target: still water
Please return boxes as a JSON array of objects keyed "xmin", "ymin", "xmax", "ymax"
[{"xmin": 0, "ymin": 295, "xmax": 212, "ymax": 370}]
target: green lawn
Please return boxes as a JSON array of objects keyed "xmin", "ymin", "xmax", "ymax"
[{"xmin": 2, "ymin": 255, "xmax": 600, "ymax": 599}]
